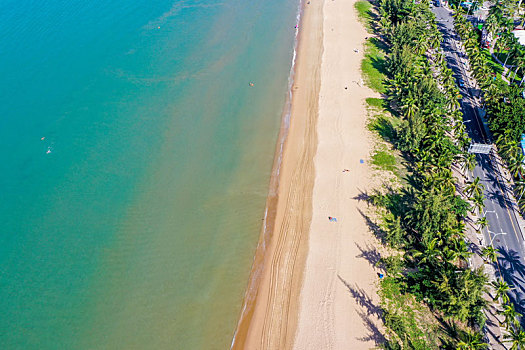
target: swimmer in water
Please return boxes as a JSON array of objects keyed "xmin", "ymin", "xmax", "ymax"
[{"xmin": 249, "ymin": 82, "xmax": 254, "ymax": 87}]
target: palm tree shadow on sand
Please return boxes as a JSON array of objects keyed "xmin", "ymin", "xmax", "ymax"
[{"xmin": 337, "ymin": 274, "xmax": 386, "ymax": 346}]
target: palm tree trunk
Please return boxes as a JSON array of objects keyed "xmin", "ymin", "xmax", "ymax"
[
  {"xmin": 503, "ymin": 52, "xmax": 512, "ymax": 68},
  {"xmin": 512, "ymin": 66, "xmax": 520, "ymax": 83}
]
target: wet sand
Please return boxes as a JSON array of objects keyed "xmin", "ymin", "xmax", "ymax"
[{"xmin": 231, "ymin": 0, "xmax": 323, "ymax": 348}]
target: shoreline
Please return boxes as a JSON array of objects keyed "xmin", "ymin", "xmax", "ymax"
[{"xmin": 230, "ymin": 0, "xmax": 324, "ymax": 348}]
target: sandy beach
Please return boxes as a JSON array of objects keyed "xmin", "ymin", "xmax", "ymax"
[
  {"xmin": 232, "ymin": 0, "xmax": 381, "ymax": 348},
  {"xmin": 293, "ymin": 0, "xmax": 383, "ymax": 348}
]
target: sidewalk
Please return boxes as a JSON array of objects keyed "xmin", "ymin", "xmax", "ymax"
[{"xmin": 456, "ymin": 169, "xmax": 507, "ymax": 349}]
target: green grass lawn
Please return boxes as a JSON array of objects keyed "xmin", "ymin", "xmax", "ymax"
[
  {"xmin": 366, "ymin": 97, "xmax": 385, "ymax": 109},
  {"xmin": 354, "ymin": 0, "xmax": 373, "ymax": 30},
  {"xmin": 482, "ymin": 49, "xmax": 504, "ymax": 75},
  {"xmin": 492, "ymin": 50, "xmax": 520, "ymax": 67},
  {"xmin": 481, "ymin": 49, "xmax": 521, "ymax": 81},
  {"xmin": 361, "ymin": 38, "xmax": 387, "ymax": 93},
  {"xmin": 371, "ymin": 149, "xmax": 397, "ymax": 172},
  {"xmin": 354, "ymin": 0, "xmax": 386, "ymax": 93},
  {"xmin": 366, "ymin": 100, "xmax": 404, "ymax": 179},
  {"xmin": 356, "ymin": 0, "xmax": 398, "ymax": 177},
  {"xmin": 492, "ymin": 51, "xmax": 524, "ymax": 82}
]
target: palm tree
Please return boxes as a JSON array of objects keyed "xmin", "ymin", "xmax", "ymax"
[
  {"xmin": 481, "ymin": 245, "xmax": 499, "ymax": 263},
  {"xmin": 477, "ymin": 216, "xmax": 489, "ymax": 232},
  {"xmin": 432, "ymin": 271, "xmax": 453, "ymax": 295},
  {"xmin": 409, "ymin": 238, "xmax": 441, "ymax": 267},
  {"xmin": 519, "ymin": 197, "xmax": 525, "ymax": 213},
  {"xmin": 485, "ymin": 14, "xmax": 500, "ymax": 44},
  {"xmin": 508, "ymin": 153, "xmax": 525, "ymax": 179},
  {"xmin": 503, "ymin": 43, "xmax": 518, "ymax": 68},
  {"xmin": 504, "ymin": 326, "xmax": 525, "ymax": 350},
  {"xmin": 453, "ymin": 120, "xmax": 466, "ymax": 138},
  {"xmin": 465, "ymin": 177, "xmax": 485, "ymax": 199},
  {"xmin": 491, "ymin": 279, "xmax": 510, "ymax": 303},
  {"xmin": 400, "ymin": 95, "xmax": 419, "ymax": 118},
  {"xmin": 431, "ymin": 169, "xmax": 456, "ymax": 196},
  {"xmin": 472, "ymin": 193, "xmax": 486, "ymax": 214},
  {"xmin": 442, "ymin": 245, "xmax": 472, "ymax": 266},
  {"xmin": 515, "ymin": 180, "xmax": 525, "ymax": 198},
  {"xmin": 461, "ymin": 152, "xmax": 477, "ymax": 175},
  {"xmin": 497, "ymin": 133, "xmax": 513, "ymax": 152},
  {"xmin": 500, "ymin": 302, "xmax": 522, "ymax": 329},
  {"xmin": 485, "ymin": 83, "xmax": 503, "ymax": 105},
  {"xmin": 510, "ymin": 52, "xmax": 525, "ymax": 83},
  {"xmin": 457, "ymin": 329, "xmax": 488, "ymax": 350}
]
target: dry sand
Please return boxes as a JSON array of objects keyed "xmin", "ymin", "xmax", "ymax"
[
  {"xmin": 232, "ymin": 0, "xmax": 381, "ymax": 349},
  {"xmin": 293, "ymin": 0, "xmax": 383, "ymax": 348}
]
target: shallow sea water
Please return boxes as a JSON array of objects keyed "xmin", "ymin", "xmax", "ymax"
[{"xmin": 0, "ymin": 0, "xmax": 298, "ymax": 348}]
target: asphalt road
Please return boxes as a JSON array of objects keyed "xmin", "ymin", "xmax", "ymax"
[{"xmin": 432, "ymin": 6, "xmax": 525, "ymax": 319}]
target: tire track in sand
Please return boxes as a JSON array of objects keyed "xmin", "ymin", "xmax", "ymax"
[
  {"xmin": 238, "ymin": 0, "xmax": 324, "ymax": 348},
  {"xmin": 260, "ymin": 80, "xmax": 319, "ymax": 349},
  {"xmin": 259, "ymin": 24, "xmax": 323, "ymax": 346}
]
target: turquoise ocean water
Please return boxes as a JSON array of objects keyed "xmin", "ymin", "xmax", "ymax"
[{"xmin": 0, "ymin": 0, "xmax": 299, "ymax": 348}]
